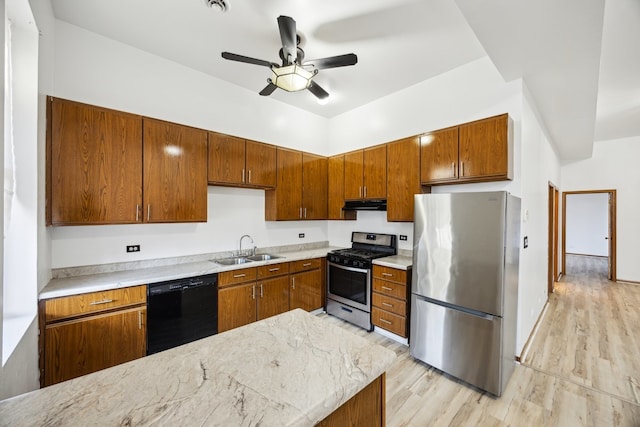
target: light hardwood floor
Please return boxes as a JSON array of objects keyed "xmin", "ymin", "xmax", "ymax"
[{"xmin": 322, "ymin": 255, "xmax": 640, "ymax": 426}]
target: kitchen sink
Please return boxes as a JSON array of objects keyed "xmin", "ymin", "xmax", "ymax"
[
  {"xmin": 247, "ymin": 254, "xmax": 282, "ymax": 261},
  {"xmin": 214, "ymin": 257, "xmax": 253, "ymax": 265}
]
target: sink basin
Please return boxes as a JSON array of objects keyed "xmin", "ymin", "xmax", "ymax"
[
  {"xmin": 247, "ymin": 254, "xmax": 282, "ymax": 261},
  {"xmin": 214, "ymin": 257, "xmax": 253, "ymax": 266}
]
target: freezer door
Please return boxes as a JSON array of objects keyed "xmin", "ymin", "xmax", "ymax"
[
  {"xmin": 413, "ymin": 192, "xmax": 507, "ymax": 316},
  {"xmin": 409, "ymin": 294, "xmax": 504, "ymax": 396}
]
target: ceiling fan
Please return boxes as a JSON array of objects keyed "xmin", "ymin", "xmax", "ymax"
[{"xmin": 221, "ymin": 15, "xmax": 358, "ymax": 100}]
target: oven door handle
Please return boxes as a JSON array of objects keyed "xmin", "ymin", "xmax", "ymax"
[{"xmin": 328, "ymin": 261, "xmax": 369, "ymax": 274}]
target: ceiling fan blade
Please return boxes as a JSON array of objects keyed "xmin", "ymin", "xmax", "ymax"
[
  {"xmin": 304, "ymin": 53, "xmax": 358, "ymax": 70},
  {"xmin": 277, "ymin": 15, "xmax": 297, "ymax": 64},
  {"xmin": 259, "ymin": 82, "xmax": 278, "ymax": 96},
  {"xmin": 307, "ymin": 81, "xmax": 329, "ymax": 100},
  {"xmin": 221, "ymin": 52, "xmax": 276, "ymax": 68}
]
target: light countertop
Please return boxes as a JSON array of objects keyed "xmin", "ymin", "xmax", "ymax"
[
  {"xmin": 0, "ymin": 309, "xmax": 396, "ymax": 426},
  {"xmin": 373, "ymin": 254, "xmax": 413, "ymax": 270}
]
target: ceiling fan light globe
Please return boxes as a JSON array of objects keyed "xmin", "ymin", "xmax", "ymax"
[{"xmin": 271, "ymin": 64, "xmax": 313, "ymax": 92}]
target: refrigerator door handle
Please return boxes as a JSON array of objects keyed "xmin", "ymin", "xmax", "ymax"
[{"xmin": 414, "ymin": 294, "xmax": 497, "ymax": 320}]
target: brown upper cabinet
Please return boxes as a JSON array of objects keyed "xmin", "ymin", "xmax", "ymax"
[
  {"xmin": 47, "ymin": 98, "xmax": 208, "ymax": 225},
  {"xmin": 265, "ymin": 148, "xmax": 327, "ymax": 221},
  {"xmin": 143, "ymin": 118, "xmax": 208, "ymax": 222},
  {"xmin": 344, "ymin": 145, "xmax": 387, "ymax": 201},
  {"xmin": 208, "ymin": 132, "xmax": 276, "ymax": 188},
  {"xmin": 48, "ymin": 98, "xmax": 143, "ymax": 225},
  {"xmin": 421, "ymin": 114, "xmax": 513, "ymax": 185},
  {"xmin": 327, "ymin": 155, "xmax": 356, "ymax": 221},
  {"xmin": 386, "ymin": 136, "xmax": 422, "ymax": 222}
]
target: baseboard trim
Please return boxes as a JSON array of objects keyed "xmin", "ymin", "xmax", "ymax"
[
  {"xmin": 616, "ymin": 278, "xmax": 640, "ymax": 285},
  {"xmin": 518, "ymin": 301, "xmax": 550, "ymax": 363},
  {"xmin": 565, "ymin": 252, "xmax": 608, "ymax": 259}
]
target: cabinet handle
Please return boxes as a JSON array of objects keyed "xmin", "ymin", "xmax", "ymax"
[
  {"xmin": 461, "ymin": 162, "xmax": 464, "ymax": 177},
  {"xmin": 303, "ymin": 262, "xmax": 311, "ymax": 267},
  {"xmin": 381, "ymin": 286, "xmax": 393, "ymax": 291},
  {"xmin": 233, "ymin": 273, "xmax": 247, "ymax": 278},
  {"xmin": 260, "ymin": 283, "xmax": 264, "ymax": 298},
  {"xmin": 382, "ymin": 302, "xmax": 394, "ymax": 307},
  {"xmin": 364, "ymin": 186, "xmax": 367, "ymax": 198},
  {"xmin": 382, "ymin": 273, "xmax": 393, "ymax": 277},
  {"xmin": 304, "ymin": 208, "xmax": 307, "ymax": 219},
  {"xmin": 138, "ymin": 311, "xmax": 142, "ymax": 329},
  {"xmin": 242, "ymin": 169, "xmax": 245, "ymax": 183},
  {"xmin": 89, "ymin": 299, "xmax": 114, "ymax": 306},
  {"xmin": 379, "ymin": 318, "xmax": 393, "ymax": 325},
  {"xmin": 147, "ymin": 205, "xmax": 151, "ymax": 221},
  {"xmin": 340, "ymin": 210, "xmax": 343, "ymax": 219},
  {"xmin": 359, "ymin": 186, "xmax": 362, "ymax": 198},
  {"xmin": 292, "ymin": 277, "xmax": 295, "ymax": 290},
  {"xmin": 452, "ymin": 162, "xmax": 456, "ymax": 177},
  {"xmin": 268, "ymin": 267, "xmax": 280, "ymax": 272},
  {"xmin": 248, "ymin": 170, "xmax": 252, "ymax": 183},
  {"xmin": 136, "ymin": 204, "xmax": 139, "ymax": 222},
  {"xmin": 252, "ymin": 285, "xmax": 256, "ymax": 300},
  {"xmin": 299, "ymin": 207, "xmax": 303, "ymax": 219}
]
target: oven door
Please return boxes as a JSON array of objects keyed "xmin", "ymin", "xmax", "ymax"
[{"xmin": 327, "ymin": 261, "xmax": 371, "ymax": 312}]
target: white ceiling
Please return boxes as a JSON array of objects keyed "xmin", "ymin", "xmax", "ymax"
[{"xmin": 49, "ymin": 0, "xmax": 639, "ymax": 162}]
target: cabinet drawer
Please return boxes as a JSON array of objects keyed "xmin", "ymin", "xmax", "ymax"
[
  {"xmin": 289, "ymin": 258, "xmax": 321, "ymax": 273},
  {"xmin": 44, "ymin": 285, "xmax": 146, "ymax": 322},
  {"xmin": 218, "ymin": 267, "xmax": 257, "ymax": 287},
  {"xmin": 373, "ymin": 265, "xmax": 407, "ymax": 284},
  {"xmin": 372, "ymin": 278, "xmax": 407, "ymax": 300},
  {"xmin": 372, "ymin": 307, "xmax": 406, "ymax": 337},
  {"xmin": 372, "ymin": 293, "xmax": 406, "ymax": 317},
  {"xmin": 257, "ymin": 262, "xmax": 290, "ymax": 279}
]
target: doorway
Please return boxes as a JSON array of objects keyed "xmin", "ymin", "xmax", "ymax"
[
  {"xmin": 547, "ymin": 183, "xmax": 559, "ymax": 294},
  {"xmin": 562, "ymin": 190, "xmax": 616, "ymax": 281}
]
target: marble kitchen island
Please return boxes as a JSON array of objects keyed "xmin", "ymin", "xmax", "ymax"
[{"xmin": 0, "ymin": 309, "xmax": 396, "ymax": 426}]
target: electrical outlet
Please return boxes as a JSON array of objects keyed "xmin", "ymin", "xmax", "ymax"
[
  {"xmin": 523, "ymin": 236, "xmax": 528, "ymax": 249},
  {"xmin": 298, "ymin": 233, "xmax": 305, "ymax": 238},
  {"xmin": 399, "ymin": 235, "xmax": 408, "ymax": 241},
  {"xmin": 126, "ymin": 245, "xmax": 140, "ymax": 253}
]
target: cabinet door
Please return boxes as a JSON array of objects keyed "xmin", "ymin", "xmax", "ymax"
[
  {"xmin": 44, "ymin": 306, "xmax": 146, "ymax": 386},
  {"xmin": 266, "ymin": 148, "xmax": 302, "ymax": 220},
  {"xmin": 328, "ymin": 155, "xmax": 345, "ymax": 220},
  {"xmin": 207, "ymin": 132, "xmax": 246, "ymax": 185},
  {"xmin": 143, "ymin": 118, "xmax": 208, "ymax": 222},
  {"xmin": 245, "ymin": 140, "xmax": 276, "ymax": 188},
  {"xmin": 302, "ymin": 153, "xmax": 328, "ymax": 220},
  {"xmin": 387, "ymin": 137, "xmax": 421, "ymax": 222},
  {"xmin": 458, "ymin": 114, "xmax": 510, "ymax": 180},
  {"xmin": 218, "ymin": 283, "xmax": 257, "ymax": 333},
  {"xmin": 49, "ymin": 98, "xmax": 142, "ymax": 225},
  {"xmin": 420, "ymin": 126, "xmax": 459, "ymax": 184},
  {"xmin": 290, "ymin": 269, "xmax": 323, "ymax": 312},
  {"xmin": 343, "ymin": 150, "xmax": 364, "ymax": 200},
  {"xmin": 257, "ymin": 276, "xmax": 290, "ymax": 320},
  {"xmin": 363, "ymin": 145, "xmax": 387, "ymax": 199}
]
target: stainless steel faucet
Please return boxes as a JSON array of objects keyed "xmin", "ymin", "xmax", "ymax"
[{"xmin": 239, "ymin": 234, "xmax": 255, "ymax": 256}]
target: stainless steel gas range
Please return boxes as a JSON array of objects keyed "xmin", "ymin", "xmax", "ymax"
[{"xmin": 326, "ymin": 232, "xmax": 397, "ymax": 331}]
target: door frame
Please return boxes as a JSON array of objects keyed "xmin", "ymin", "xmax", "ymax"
[
  {"xmin": 547, "ymin": 182, "xmax": 560, "ymax": 295},
  {"xmin": 562, "ymin": 189, "xmax": 616, "ymax": 281}
]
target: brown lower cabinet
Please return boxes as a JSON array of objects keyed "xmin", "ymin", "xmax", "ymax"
[
  {"xmin": 40, "ymin": 285, "xmax": 147, "ymax": 387},
  {"xmin": 317, "ymin": 374, "xmax": 385, "ymax": 427},
  {"xmin": 371, "ymin": 265, "xmax": 411, "ymax": 338},
  {"xmin": 218, "ymin": 258, "xmax": 325, "ymax": 333}
]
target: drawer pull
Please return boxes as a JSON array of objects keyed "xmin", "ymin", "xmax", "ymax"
[
  {"xmin": 268, "ymin": 267, "xmax": 280, "ymax": 272},
  {"xmin": 382, "ymin": 302, "xmax": 393, "ymax": 308},
  {"xmin": 89, "ymin": 299, "xmax": 114, "ymax": 306},
  {"xmin": 379, "ymin": 318, "xmax": 393, "ymax": 325},
  {"xmin": 382, "ymin": 273, "xmax": 393, "ymax": 277},
  {"xmin": 233, "ymin": 273, "xmax": 247, "ymax": 278},
  {"xmin": 381, "ymin": 286, "xmax": 393, "ymax": 291},
  {"xmin": 303, "ymin": 262, "xmax": 311, "ymax": 267}
]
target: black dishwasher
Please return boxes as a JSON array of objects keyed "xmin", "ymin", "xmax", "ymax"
[{"xmin": 147, "ymin": 273, "xmax": 218, "ymax": 355}]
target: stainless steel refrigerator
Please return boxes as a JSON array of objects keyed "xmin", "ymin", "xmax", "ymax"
[{"xmin": 410, "ymin": 191, "xmax": 520, "ymax": 396}]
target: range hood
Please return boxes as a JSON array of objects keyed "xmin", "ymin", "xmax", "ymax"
[{"xmin": 342, "ymin": 199, "xmax": 387, "ymax": 211}]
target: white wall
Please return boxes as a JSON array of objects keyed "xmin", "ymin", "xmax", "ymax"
[
  {"xmin": 565, "ymin": 193, "xmax": 609, "ymax": 256},
  {"xmin": 562, "ymin": 137, "xmax": 640, "ymax": 282},
  {"xmin": 47, "ymin": 20, "xmax": 332, "ymax": 268}
]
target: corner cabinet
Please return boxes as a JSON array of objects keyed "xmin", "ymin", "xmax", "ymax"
[
  {"xmin": 143, "ymin": 118, "xmax": 208, "ymax": 222},
  {"xmin": 386, "ymin": 136, "xmax": 422, "ymax": 222},
  {"xmin": 265, "ymin": 148, "xmax": 327, "ymax": 221},
  {"xmin": 207, "ymin": 132, "xmax": 276, "ymax": 188},
  {"xmin": 40, "ymin": 286, "xmax": 147, "ymax": 387},
  {"xmin": 421, "ymin": 114, "xmax": 513, "ymax": 185},
  {"xmin": 344, "ymin": 145, "xmax": 387, "ymax": 201},
  {"xmin": 47, "ymin": 98, "xmax": 208, "ymax": 225}
]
